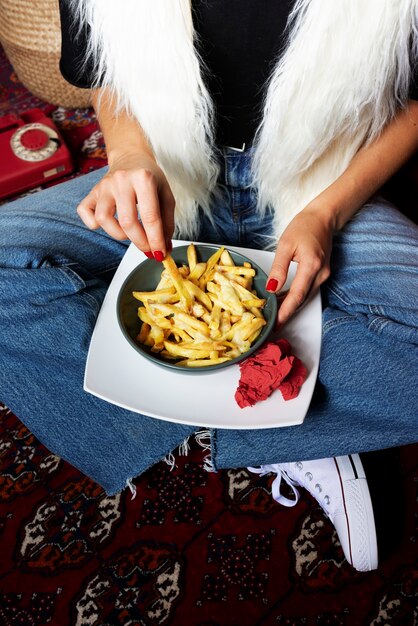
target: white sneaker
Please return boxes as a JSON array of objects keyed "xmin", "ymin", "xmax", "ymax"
[{"xmin": 248, "ymin": 454, "xmax": 378, "ymax": 572}]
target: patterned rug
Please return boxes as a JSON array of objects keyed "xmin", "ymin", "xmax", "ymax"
[{"xmin": 1, "ymin": 46, "xmax": 417, "ymax": 626}]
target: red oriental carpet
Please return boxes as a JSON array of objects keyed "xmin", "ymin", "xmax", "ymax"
[{"xmin": 1, "ymin": 46, "xmax": 418, "ymax": 626}]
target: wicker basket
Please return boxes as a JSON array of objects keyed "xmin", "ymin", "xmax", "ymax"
[{"xmin": 0, "ymin": 0, "xmax": 91, "ymax": 108}]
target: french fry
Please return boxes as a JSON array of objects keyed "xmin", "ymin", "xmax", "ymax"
[
  {"xmin": 199, "ymin": 246, "xmax": 225, "ymax": 289},
  {"xmin": 230, "ymin": 318, "xmax": 266, "ymax": 352},
  {"xmin": 192, "ymin": 303, "xmax": 207, "ymax": 318},
  {"xmin": 213, "ymin": 272, "xmax": 244, "ymax": 316},
  {"xmin": 208, "ymin": 293, "xmax": 237, "ymax": 316},
  {"xmin": 162, "ymin": 255, "xmax": 194, "ymax": 312},
  {"xmin": 188, "ymin": 262, "xmax": 207, "ymax": 283},
  {"xmin": 179, "ymin": 341, "xmax": 227, "ymax": 351},
  {"xmin": 163, "ymin": 341, "xmax": 212, "ymax": 359},
  {"xmin": 220, "ymin": 310, "xmax": 231, "ymax": 331},
  {"xmin": 169, "ymin": 326, "xmax": 193, "ymax": 342},
  {"xmin": 184, "ymin": 279, "xmax": 213, "ymax": 311},
  {"xmin": 178, "ymin": 265, "xmax": 190, "ymax": 277},
  {"xmin": 138, "ymin": 319, "xmax": 159, "ymax": 348},
  {"xmin": 220, "ymin": 249, "xmax": 235, "ymax": 266},
  {"xmin": 199, "ymin": 268, "xmax": 216, "ymax": 291},
  {"xmin": 209, "ymin": 303, "xmax": 221, "ymax": 331},
  {"xmin": 250, "ymin": 306, "xmax": 263, "ymax": 319},
  {"xmin": 242, "ymin": 298, "xmax": 266, "ymax": 309},
  {"xmin": 132, "ymin": 286, "xmax": 176, "ymax": 303},
  {"xmin": 221, "ymin": 272, "xmax": 248, "ymax": 287},
  {"xmin": 215, "ymin": 264, "xmax": 255, "ymax": 277},
  {"xmin": 248, "ymin": 327, "xmax": 263, "ymax": 344},
  {"xmin": 137, "ymin": 322, "xmax": 151, "ymax": 343},
  {"xmin": 173, "ymin": 321, "xmax": 208, "ymax": 341},
  {"xmin": 143, "ymin": 332, "xmax": 154, "ymax": 348},
  {"xmin": 144, "ymin": 302, "xmax": 172, "ymax": 330},
  {"xmin": 224, "ymin": 347, "xmax": 240, "ymax": 359},
  {"xmin": 243, "ymin": 276, "xmax": 253, "ymax": 290},
  {"xmin": 222, "ymin": 312, "xmax": 254, "ymax": 340},
  {"xmin": 187, "ymin": 243, "xmax": 197, "ymax": 271},
  {"xmin": 206, "ymin": 281, "xmax": 220, "ymax": 295},
  {"xmin": 175, "ymin": 312, "xmax": 210, "ymax": 336},
  {"xmin": 202, "ymin": 311, "xmax": 212, "ymax": 326},
  {"xmin": 155, "ymin": 272, "xmax": 173, "ymax": 291},
  {"xmin": 137, "ymin": 306, "xmax": 154, "ymax": 326},
  {"xmin": 231, "ymin": 280, "xmax": 265, "ymax": 307},
  {"xmin": 148, "ymin": 303, "xmax": 179, "ymax": 317}
]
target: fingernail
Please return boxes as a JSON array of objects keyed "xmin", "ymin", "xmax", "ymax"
[
  {"xmin": 154, "ymin": 250, "xmax": 164, "ymax": 262},
  {"xmin": 144, "ymin": 251, "xmax": 153, "ymax": 259},
  {"xmin": 266, "ymin": 278, "xmax": 278, "ymax": 292}
]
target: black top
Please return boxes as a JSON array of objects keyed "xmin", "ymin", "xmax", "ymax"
[
  {"xmin": 191, "ymin": 0, "xmax": 294, "ymax": 146},
  {"xmin": 59, "ymin": 1, "xmax": 418, "ymax": 147}
]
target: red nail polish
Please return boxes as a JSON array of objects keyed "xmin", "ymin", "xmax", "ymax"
[
  {"xmin": 154, "ymin": 250, "xmax": 164, "ymax": 262},
  {"xmin": 144, "ymin": 251, "xmax": 153, "ymax": 259},
  {"xmin": 266, "ymin": 278, "xmax": 278, "ymax": 292}
]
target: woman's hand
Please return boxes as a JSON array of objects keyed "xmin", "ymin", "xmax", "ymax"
[
  {"xmin": 77, "ymin": 152, "xmax": 175, "ymax": 260},
  {"xmin": 266, "ymin": 205, "xmax": 335, "ymax": 325}
]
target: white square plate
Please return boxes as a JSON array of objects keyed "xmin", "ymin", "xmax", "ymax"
[{"xmin": 84, "ymin": 240, "xmax": 322, "ymax": 429}]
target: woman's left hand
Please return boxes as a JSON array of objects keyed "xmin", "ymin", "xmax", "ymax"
[{"xmin": 266, "ymin": 205, "xmax": 335, "ymax": 325}]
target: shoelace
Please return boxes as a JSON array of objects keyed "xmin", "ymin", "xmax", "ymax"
[{"xmin": 248, "ymin": 465, "xmax": 300, "ymax": 507}]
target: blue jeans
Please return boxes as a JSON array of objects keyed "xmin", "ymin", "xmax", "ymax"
[{"xmin": 1, "ymin": 147, "xmax": 417, "ymax": 495}]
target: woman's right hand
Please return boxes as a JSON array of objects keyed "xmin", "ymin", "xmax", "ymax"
[{"xmin": 77, "ymin": 152, "xmax": 175, "ymax": 260}]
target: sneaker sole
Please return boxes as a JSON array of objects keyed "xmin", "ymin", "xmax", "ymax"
[{"xmin": 334, "ymin": 454, "xmax": 378, "ymax": 571}]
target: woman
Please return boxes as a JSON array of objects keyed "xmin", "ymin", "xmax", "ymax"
[{"xmin": 1, "ymin": 0, "xmax": 417, "ymax": 572}]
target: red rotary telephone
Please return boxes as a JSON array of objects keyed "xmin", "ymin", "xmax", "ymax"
[{"xmin": 0, "ymin": 108, "xmax": 74, "ymax": 201}]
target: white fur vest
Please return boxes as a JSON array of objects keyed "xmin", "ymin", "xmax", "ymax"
[{"xmin": 73, "ymin": 0, "xmax": 418, "ymax": 241}]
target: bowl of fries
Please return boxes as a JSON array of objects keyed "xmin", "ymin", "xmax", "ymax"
[{"xmin": 117, "ymin": 243, "xmax": 278, "ymax": 372}]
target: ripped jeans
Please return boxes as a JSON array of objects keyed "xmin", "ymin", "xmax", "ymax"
[{"xmin": 1, "ymin": 146, "xmax": 417, "ymax": 495}]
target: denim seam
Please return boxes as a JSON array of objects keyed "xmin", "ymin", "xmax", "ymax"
[
  {"xmin": 224, "ymin": 154, "xmax": 231, "ymax": 187},
  {"xmin": 368, "ymin": 303, "xmax": 385, "ymax": 316},
  {"xmin": 327, "ymin": 284, "xmax": 353, "ymax": 307},
  {"xmin": 367, "ymin": 316, "xmax": 390, "ymax": 334},
  {"xmin": 330, "ymin": 288, "xmax": 393, "ymax": 319},
  {"xmin": 77, "ymin": 291, "xmax": 101, "ymax": 315},
  {"xmin": 56, "ymin": 267, "xmax": 101, "ymax": 314},
  {"xmin": 322, "ymin": 314, "xmax": 355, "ymax": 334},
  {"xmin": 56, "ymin": 266, "xmax": 86, "ymax": 290}
]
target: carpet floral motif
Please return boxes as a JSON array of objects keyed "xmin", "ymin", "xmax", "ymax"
[
  {"xmin": 74, "ymin": 543, "xmax": 183, "ymax": 626},
  {"xmin": 17, "ymin": 479, "xmax": 121, "ymax": 573}
]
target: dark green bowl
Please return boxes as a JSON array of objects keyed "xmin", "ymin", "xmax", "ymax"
[{"xmin": 117, "ymin": 244, "xmax": 278, "ymax": 373}]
